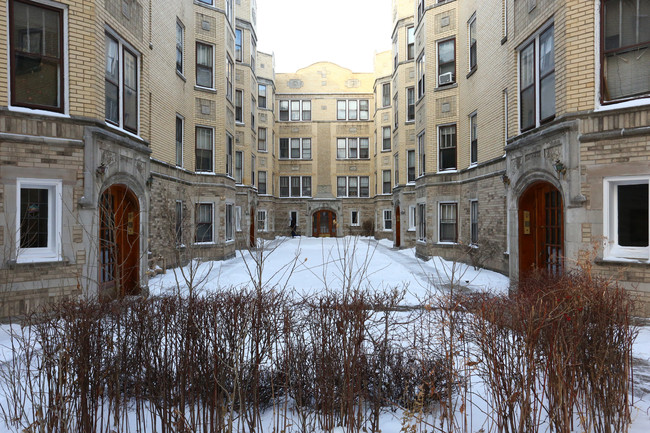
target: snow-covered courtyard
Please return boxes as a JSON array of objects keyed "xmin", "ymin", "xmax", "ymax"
[{"xmin": 2, "ymin": 236, "xmax": 650, "ymax": 432}]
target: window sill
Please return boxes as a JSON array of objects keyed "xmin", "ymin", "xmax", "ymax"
[
  {"xmin": 196, "ymin": 171, "xmax": 217, "ymax": 175},
  {"xmin": 435, "ymin": 83, "xmax": 458, "ymax": 92},
  {"xmin": 235, "ymin": 121, "xmax": 245, "ymax": 126},
  {"xmin": 466, "ymin": 66, "xmax": 477, "ymax": 79},
  {"xmin": 193, "ymin": 242, "xmax": 216, "ymax": 247},
  {"xmin": 406, "ymin": 120, "xmax": 415, "ymax": 124},
  {"xmin": 407, "ymin": 228, "xmax": 416, "ymax": 232},
  {"xmin": 194, "ymin": 85, "xmax": 217, "ymax": 94},
  {"xmin": 225, "ymin": 240, "xmax": 235, "ymax": 245},
  {"xmin": 257, "ymin": 150, "xmax": 268, "ymax": 153},
  {"xmin": 279, "ymin": 158, "xmax": 313, "ymax": 161},
  {"xmin": 599, "ymin": 256, "xmax": 649, "ymax": 265},
  {"xmin": 105, "ymin": 122, "xmax": 143, "ymax": 141},
  {"xmin": 8, "ymin": 106, "xmax": 70, "ymax": 118},
  {"xmin": 176, "ymin": 71, "xmax": 187, "ymax": 82},
  {"xmin": 336, "ymin": 158, "xmax": 371, "ymax": 161},
  {"xmin": 381, "ymin": 149, "xmax": 392, "ymax": 153},
  {"xmin": 436, "ymin": 241, "xmax": 459, "ymax": 246},
  {"xmin": 437, "ymin": 169, "xmax": 458, "ymax": 174},
  {"xmin": 10, "ymin": 256, "xmax": 66, "ymax": 268}
]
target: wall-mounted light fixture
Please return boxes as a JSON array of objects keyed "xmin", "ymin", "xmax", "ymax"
[
  {"xmin": 554, "ymin": 160, "xmax": 567, "ymax": 178},
  {"xmin": 501, "ymin": 173, "xmax": 511, "ymax": 185}
]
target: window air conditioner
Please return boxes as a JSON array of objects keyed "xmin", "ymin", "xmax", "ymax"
[{"xmin": 439, "ymin": 72, "xmax": 454, "ymax": 85}]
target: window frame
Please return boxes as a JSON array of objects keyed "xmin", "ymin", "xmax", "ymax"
[
  {"xmin": 235, "ymin": 89, "xmax": 243, "ymax": 123},
  {"xmin": 603, "ymin": 176, "xmax": 650, "ymax": 261},
  {"xmin": 437, "ymin": 38, "xmax": 456, "ymax": 87},
  {"xmin": 105, "ymin": 31, "xmax": 140, "ymax": 134},
  {"xmin": 383, "ymin": 209, "xmax": 393, "ymax": 231},
  {"xmin": 15, "ymin": 178, "xmax": 63, "ymax": 263},
  {"xmin": 175, "ymin": 114, "xmax": 184, "ymax": 167},
  {"xmin": 258, "ymin": 127, "xmax": 267, "ymax": 151},
  {"xmin": 279, "ymin": 176, "xmax": 311, "ymax": 198},
  {"xmin": 407, "ymin": 149, "xmax": 416, "ymax": 183},
  {"xmin": 350, "ymin": 210, "xmax": 360, "ymax": 227},
  {"xmin": 470, "ymin": 112, "xmax": 478, "ymax": 165},
  {"xmin": 9, "ymin": 0, "xmax": 67, "ymax": 114},
  {"xmin": 279, "ymin": 137, "xmax": 311, "ymax": 160},
  {"xmin": 175, "ymin": 200, "xmax": 184, "ymax": 245},
  {"xmin": 407, "ymin": 26, "xmax": 415, "ymax": 60},
  {"xmin": 257, "ymin": 209, "xmax": 268, "ymax": 232},
  {"xmin": 195, "ymin": 125, "xmax": 214, "ymax": 173},
  {"xmin": 382, "ymin": 126, "xmax": 391, "ymax": 152},
  {"xmin": 235, "ymin": 150, "xmax": 243, "ymax": 184},
  {"xmin": 468, "ymin": 14, "xmax": 477, "ymax": 72},
  {"xmin": 407, "ymin": 87, "xmax": 415, "ymax": 122},
  {"xmin": 195, "ymin": 41, "xmax": 214, "ymax": 89},
  {"xmin": 418, "ymin": 132, "xmax": 426, "ymax": 177},
  {"xmin": 382, "ymin": 170, "xmax": 391, "ymax": 195},
  {"xmin": 417, "ymin": 203, "xmax": 427, "ymax": 242},
  {"xmin": 235, "ymin": 28, "xmax": 243, "ymax": 62},
  {"xmin": 226, "ymin": 55, "xmax": 233, "ymax": 102},
  {"xmin": 225, "ymin": 203, "xmax": 234, "ymax": 242},
  {"xmin": 226, "ymin": 133, "xmax": 233, "ymax": 177},
  {"xmin": 258, "ymin": 170, "xmax": 267, "ymax": 195},
  {"xmin": 176, "ymin": 20, "xmax": 184, "ymax": 75},
  {"xmin": 258, "ymin": 84, "xmax": 267, "ymax": 108},
  {"xmin": 382, "ymin": 83, "xmax": 391, "ymax": 107},
  {"xmin": 195, "ymin": 202, "xmax": 214, "ymax": 244},
  {"xmin": 438, "ymin": 123, "xmax": 457, "ymax": 172},
  {"xmin": 439, "ymin": 202, "xmax": 458, "ymax": 244},
  {"xmin": 470, "ymin": 199, "xmax": 479, "ymax": 245},
  {"xmin": 417, "ymin": 52, "xmax": 426, "ymax": 99}
]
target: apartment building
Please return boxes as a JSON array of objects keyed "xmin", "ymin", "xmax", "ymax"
[
  {"xmin": 1, "ymin": 0, "xmax": 649, "ymax": 317},
  {"xmin": 0, "ymin": 0, "xmax": 152, "ymax": 317}
]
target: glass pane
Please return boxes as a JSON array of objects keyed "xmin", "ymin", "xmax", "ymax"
[
  {"xmin": 520, "ymin": 86, "xmax": 535, "ymax": 130},
  {"xmin": 605, "ymin": 49, "xmax": 650, "ymax": 100},
  {"xmin": 540, "ymin": 73, "xmax": 555, "ymax": 120},
  {"xmin": 105, "ymin": 81, "xmax": 119, "ymax": 123},
  {"xmin": 621, "ymin": 0, "xmax": 638, "ymax": 47},
  {"xmin": 539, "ymin": 27, "xmax": 554, "ymax": 75},
  {"xmin": 618, "ymin": 183, "xmax": 649, "ymax": 247},
  {"xmin": 302, "ymin": 177, "xmax": 311, "ymax": 196},
  {"xmin": 302, "ymin": 139, "xmax": 311, "ymax": 159},
  {"xmin": 20, "ymin": 188, "xmax": 49, "ymax": 248},
  {"xmin": 520, "ymin": 42, "xmax": 534, "ymax": 88},
  {"xmin": 604, "ymin": 1, "xmax": 620, "ymax": 50},
  {"xmin": 438, "ymin": 40, "xmax": 454, "ymax": 63}
]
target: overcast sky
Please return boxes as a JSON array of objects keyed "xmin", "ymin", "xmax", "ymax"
[{"xmin": 256, "ymin": 0, "xmax": 393, "ymax": 73}]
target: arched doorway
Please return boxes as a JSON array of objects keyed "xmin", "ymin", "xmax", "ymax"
[
  {"xmin": 395, "ymin": 205, "xmax": 401, "ymax": 247},
  {"xmin": 518, "ymin": 182, "xmax": 564, "ymax": 277},
  {"xmin": 99, "ymin": 184, "xmax": 140, "ymax": 298},
  {"xmin": 312, "ymin": 210, "xmax": 337, "ymax": 237}
]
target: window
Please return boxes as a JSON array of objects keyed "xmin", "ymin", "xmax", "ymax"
[
  {"xmin": 235, "ymin": 151, "xmax": 243, "ymax": 183},
  {"xmin": 175, "ymin": 115, "xmax": 183, "ymax": 167},
  {"xmin": 258, "ymin": 127, "xmax": 267, "ymax": 151},
  {"xmin": 196, "ymin": 42, "xmax": 213, "ymax": 88},
  {"xmin": 360, "ymin": 100, "xmax": 369, "ymax": 120},
  {"xmin": 226, "ymin": 0, "xmax": 233, "ymax": 24},
  {"xmin": 225, "ymin": 204, "xmax": 234, "ymax": 242},
  {"xmin": 393, "ymin": 35, "xmax": 398, "ymax": 70},
  {"xmin": 279, "ymin": 176, "xmax": 311, "ymax": 197},
  {"xmin": 251, "ymin": 96, "xmax": 256, "ymax": 128},
  {"xmin": 437, "ymin": 38, "xmax": 455, "ymax": 86},
  {"xmin": 105, "ymin": 33, "xmax": 139, "ymax": 133},
  {"xmin": 235, "ymin": 89, "xmax": 243, "ymax": 123},
  {"xmin": 604, "ymin": 177, "xmax": 650, "ymax": 260},
  {"xmin": 349, "ymin": 100, "xmax": 358, "ymax": 120},
  {"xmin": 251, "ymin": 154, "xmax": 255, "ymax": 186},
  {"xmin": 470, "ymin": 200, "xmax": 479, "ymax": 244},
  {"xmin": 349, "ymin": 210, "xmax": 359, "ymax": 226},
  {"xmin": 279, "ymin": 100, "xmax": 310, "ymax": 121},
  {"xmin": 503, "ymin": 89, "xmax": 509, "ymax": 146},
  {"xmin": 336, "ymin": 138, "xmax": 369, "ymax": 159},
  {"xmin": 407, "ymin": 149, "xmax": 416, "ymax": 183},
  {"xmin": 16, "ymin": 179, "xmax": 62, "ymax": 263},
  {"xmin": 226, "ymin": 133, "xmax": 233, "ymax": 177},
  {"xmin": 383, "ymin": 210, "xmax": 393, "ymax": 231},
  {"xmin": 257, "ymin": 210, "xmax": 267, "ymax": 232},
  {"xmin": 195, "ymin": 126, "xmax": 213, "ymax": 172},
  {"xmin": 407, "ymin": 26, "xmax": 415, "ymax": 60},
  {"xmin": 407, "ymin": 87, "xmax": 415, "ymax": 122},
  {"xmin": 520, "ymin": 25, "xmax": 555, "ymax": 131},
  {"xmin": 279, "ymin": 100, "xmax": 289, "ymax": 121},
  {"xmin": 10, "ymin": 0, "xmax": 64, "ymax": 113},
  {"xmin": 417, "ymin": 53, "xmax": 426, "ymax": 98},
  {"xmin": 250, "ymin": 38, "xmax": 256, "ymax": 72},
  {"xmin": 382, "ymin": 170, "xmax": 391, "ymax": 194},
  {"xmin": 417, "ymin": 203, "xmax": 426, "ymax": 242},
  {"xmin": 226, "ymin": 55, "xmax": 233, "ymax": 101},
  {"xmin": 175, "ymin": 201, "xmax": 183, "ymax": 245},
  {"xmin": 408, "ymin": 205, "xmax": 416, "ymax": 231},
  {"xmin": 235, "ymin": 28, "xmax": 242, "ymax": 62},
  {"xmin": 469, "ymin": 15, "xmax": 477, "ymax": 71},
  {"xmin": 394, "ymin": 154, "xmax": 399, "ymax": 186},
  {"xmin": 470, "ymin": 113, "xmax": 478, "ymax": 165},
  {"xmin": 336, "ymin": 99, "xmax": 368, "ymax": 121},
  {"xmin": 382, "ymin": 127, "xmax": 391, "ymax": 151},
  {"xmin": 418, "ymin": 0, "xmax": 425, "ymax": 20},
  {"xmin": 382, "ymin": 83, "xmax": 391, "ymax": 107},
  {"xmin": 602, "ymin": 0, "xmax": 650, "ymax": 102},
  {"xmin": 439, "ymin": 203, "xmax": 458, "ymax": 243},
  {"xmin": 393, "ymin": 93, "xmax": 399, "ymax": 129},
  {"xmin": 195, "ymin": 203, "xmax": 213, "ymax": 243},
  {"xmin": 438, "ymin": 124, "xmax": 457, "ymax": 171},
  {"xmin": 418, "ymin": 132, "xmax": 426, "ymax": 176},
  {"xmin": 258, "ymin": 84, "xmax": 267, "ymax": 108},
  {"xmin": 280, "ymin": 138, "xmax": 311, "ymax": 159},
  {"xmin": 197, "ymin": 0, "xmax": 213, "ymax": 5},
  {"xmin": 235, "ymin": 206, "xmax": 242, "ymax": 231},
  {"xmin": 337, "ymin": 100, "xmax": 347, "ymax": 120},
  {"xmin": 176, "ymin": 21, "xmax": 184, "ymax": 74},
  {"xmin": 258, "ymin": 171, "xmax": 267, "ymax": 194},
  {"xmin": 336, "ymin": 176, "xmax": 369, "ymax": 197}
]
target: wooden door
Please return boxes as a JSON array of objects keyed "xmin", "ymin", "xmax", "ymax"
[
  {"xmin": 99, "ymin": 185, "xmax": 140, "ymax": 298},
  {"xmin": 518, "ymin": 182, "xmax": 564, "ymax": 277},
  {"xmin": 312, "ymin": 210, "xmax": 336, "ymax": 237}
]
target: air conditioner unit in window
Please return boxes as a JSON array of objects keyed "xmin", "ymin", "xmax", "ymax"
[{"xmin": 439, "ymin": 72, "xmax": 454, "ymax": 85}]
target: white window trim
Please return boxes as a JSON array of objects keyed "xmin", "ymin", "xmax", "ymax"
[
  {"xmin": 438, "ymin": 201, "xmax": 459, "ymax": 245},
  {"xmin": 468, "ymin": 13, "xmax": 477, "ymax": 72},
  {"xmin": 279, "ymin": 137, "xmax": 312, "ymax": 160},
  {"xmin": 350, "ymin": 210, "xmax": 360, "ymax": 227},
  {"xmin": 8, "ymin": 0, "xmax": 70, "ymax": 117},
  {"xmin": 195, "ymin": 125, "xmax": 215, "ymax": 174},
  {"xmin": 176, "ymin": 113, "xmax": 184, "ymax": 167},
  {"xmin": 225, "ymin": 202, "xmax": 234, "ymax": 243},
  {"xmin": 235, "ymin": 205, "xmax": 242, "ymax": 232},
  {"xmin": 437, "ymin": 123, "xmax": 458, "ymax": 173},
  {"xmin": 407, "ymin": 149, "xmax": 416, "ymax": 184},
  {"xmin": 257, "ymin": 209, "xmax": 268, "ymax": 232},
  {"xmin": 436, "ymin": 38, "xmax": 456, "ymax": 87},
  {"xmin": 469, "ymin": 111, "xmax": 478, "ymax": 167},
  {"xmin": 195, "ymin": 41, "xmax": 215, "ymax": 91},
  {"xmin": 603, "ymin": 176, "xmax": 650, "ymax": 262},
  {"xmin": 176, "ymin": 19, "xmax": 185, "ymax": 77},
  {"xmin": 383, "ymin": 209, "xmax": 393, "ymax": 232},
  {"xmin": 408, "ymin": 205, "xmax": 416, "ymax": 231},
  {"xmin": 195, "ymin": 202, "xmax": 215, "ymax": 245},
  {"xmin": 15, "ymin": 178, "xmax": 63, "ymax": 263}
]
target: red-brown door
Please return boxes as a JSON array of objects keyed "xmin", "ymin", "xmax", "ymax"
[
  {"xmin": 99, "ymin": 185, "xmax": 140, "ymax": 299},
  {"xmin": 312, "ymin": 210, "xmax": 336, "ymax": 237},
  {"xmin": 518, "ymin": 182, "xmax": 564, "ymax": 278}
]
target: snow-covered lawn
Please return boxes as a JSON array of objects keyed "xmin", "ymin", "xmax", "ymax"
[{"xmin": 1, "ymin": 236, "xmax": 649, "ymax": 432}]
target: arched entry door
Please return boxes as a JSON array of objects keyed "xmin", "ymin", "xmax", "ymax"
[
  {"xmin": 518, "ymin": 182, "xmax": 564, "ymax": 277},
  {"xmin": 99, "ymin": 185, "xmax": 140, "ymax": 299},
  {"xmin": 312, "ymin": 210, "xmax": 336, "ymax": 237}
]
